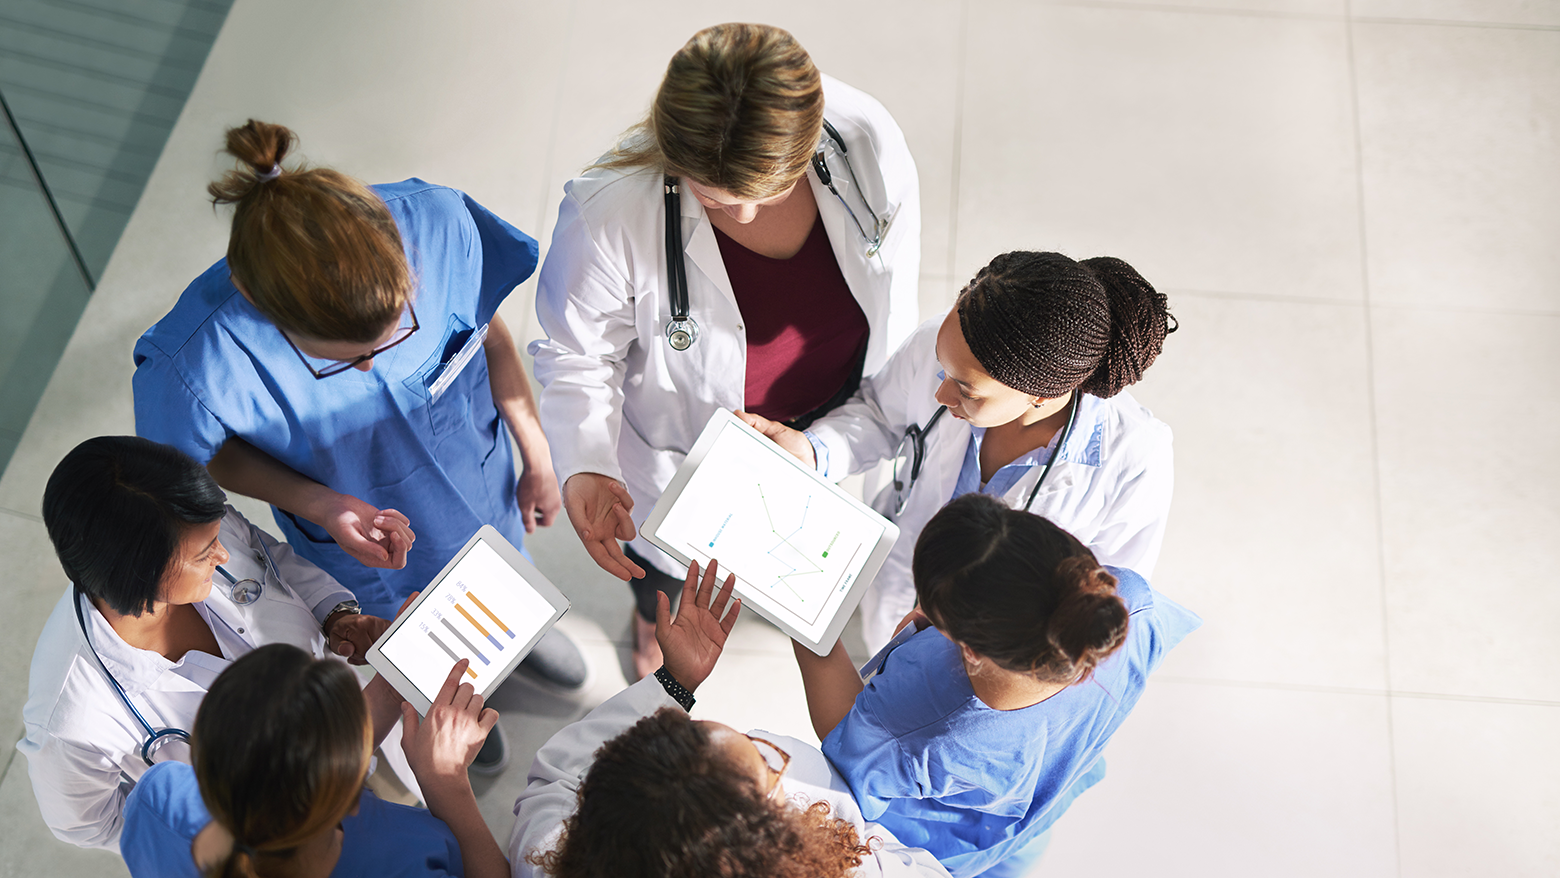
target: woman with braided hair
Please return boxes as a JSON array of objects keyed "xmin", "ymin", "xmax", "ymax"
[
  {"xmin": 795, "ymin": 494, "xmax": 1200, "ymax": 878},
  {"xmin": 741, "ymin": 250, "xmax": 1177, "ymax": 652}
]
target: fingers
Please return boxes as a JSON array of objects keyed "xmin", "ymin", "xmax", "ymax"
[
  {"xmin": 709, "ymin": 571, "xmax": 737, "ymax": 618},
  {"xmin": 678, "ymin": 561, "xmax": 702, "ymax": 613},
  {"xmin": 693, "ymin": 558, "xmax": 720, "ymax": 609},
  {"xmin": 334, "ymin": 639, "xmax": 356, "ymax": 660},
  {"xmin": 582, "ymin": 539, "xmax": 640, "ymax": 581},
  {"xmin": 398, "ymin": 701, "xmax": 419, "ymax": 745},
  {"xmin": 655, "ymin": 590, "xmax": 672, "ymax": 641},
  {"xmin": 520, "ymin": 505, "xmax": 537, "ymax": 534},
  {"xmin": 611, "ymin": 502, "xmax": 638, "ymax": 541},
  {"xmin": 385, "ymin": 529, "xmax": 410, "ymax": 569},
  {"xmin": 434, "ymin": 659, "xmax": 470, "ymax": 706}
]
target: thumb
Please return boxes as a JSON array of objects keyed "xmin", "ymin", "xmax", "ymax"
[
  {"xmin": 655, "ymin": 590, "xmax": 672, "ymax": 638},
  {"xmin": 334, "ymin": 639, "xmax": 355, "ymax": 659},
  {"xmin": 399, "ymin": 702, "xmax": 419, "ymax": 743}
]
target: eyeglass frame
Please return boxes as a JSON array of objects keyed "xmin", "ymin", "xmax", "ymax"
[
  {"xmin": 745, "ymin": 734, "xmax": 792, "ymax": 797},
  {"xmin": 280, "ymin": 305, "xmax": 420, "ymax": 379}
]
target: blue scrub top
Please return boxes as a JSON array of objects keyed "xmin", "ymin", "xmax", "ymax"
[
  {"xmin": 822, "ymin": 568, "xmax": 1201, "ymax": 878},
  {"xmin": 133, "ymin": 180, "xmax": 539, "ymax": 616},
  {"xmin": 121, "ymin": 761, "xmax": 464, "ymax": 877}
]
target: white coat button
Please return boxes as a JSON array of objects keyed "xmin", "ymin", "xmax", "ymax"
[
  {"xmin": 237, "ymin": 628, "xmax": 245, "ymax": 634},
  {"xmin": 737, "ymin": 324, "xmax": 744, "ymax": 331}
]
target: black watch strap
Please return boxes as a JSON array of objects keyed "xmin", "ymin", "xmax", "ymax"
[{"xmin": 653, "ymin": 666, "xmax": 695, "ymax": 712}]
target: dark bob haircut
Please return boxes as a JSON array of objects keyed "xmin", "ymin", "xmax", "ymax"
[{"xmin": 42, "ymin": 436, "xmax": 227, "ymax": 616}]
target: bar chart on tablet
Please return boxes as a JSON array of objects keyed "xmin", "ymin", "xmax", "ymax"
[{"xmin": 378, "ymin": 540, "xmax": 554, "ymax": 699}]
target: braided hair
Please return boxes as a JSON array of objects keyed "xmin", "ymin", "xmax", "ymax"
[{"xmin": 957, "ymin": 251, "xmax": 1174, "ymax": 399}]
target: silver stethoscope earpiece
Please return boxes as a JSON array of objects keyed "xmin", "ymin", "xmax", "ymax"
[{"xmin": 661, "ymin": 120, "xmax": 892, "ymax": 351}]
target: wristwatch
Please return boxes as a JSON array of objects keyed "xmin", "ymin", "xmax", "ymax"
[{"xmin": 321, "ymin": 599, "xmax": 362, "ymax": 635}]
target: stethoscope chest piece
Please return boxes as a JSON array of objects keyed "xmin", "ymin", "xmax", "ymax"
[
  {"xmin": 665, "ymin": 317, "xmax": 699, "ymax": 352},
  {"xmin": 217, "ymin": 562, "xmax": 263, "ymax": 605}
]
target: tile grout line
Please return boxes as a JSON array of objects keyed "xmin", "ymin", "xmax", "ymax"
[
  {"xmin": 1155, "ymin": 675, "xmax": 1560, "ymax": 708},
  {"xmin": 532, "ymin": 0, "xmax": 579, "ymax": 246},
  {"xmin": 1342, "ymin": 6, "xmax": 1404, "ymax": 876},
  {"xmin": 943, "ymin": 0, "xmax": 969, "ymax": 283},
  {"xmin": 1167, "ymin": 285, "xmax": 1560, "ymax": 317},
  {"xmin": 1043, "ymin": 0, "xmax": 1560, "ymax": 32},
  {"xmin": 0, "ymin": 505, "xmax": 44, "ymax": 523}
]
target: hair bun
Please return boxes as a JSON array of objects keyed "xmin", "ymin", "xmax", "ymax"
[
  {"xmin": 1045, "ymin": 559, "xmax": 1127, "ymax": 677},
  {"xmin": 209, "ymin": 120, "xmax": 298, "ymax": 204},
  {"xmin": 1078, "ymin": 256, "xmax": 1170, "ymax": 398}
]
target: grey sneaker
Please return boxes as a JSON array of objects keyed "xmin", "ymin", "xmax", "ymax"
[
  {"xmin": 469, "ymin": 723, "xmax": 508, "ymax": 777},
  {"xmin": 514, "ymin": 627, "xmax": 590, "ymax": 694}
]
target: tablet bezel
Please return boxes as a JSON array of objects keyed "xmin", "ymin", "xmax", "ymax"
[
  {"xmin": 366, "ymin": 525, "xmax": 570, "ymax": 714},
  {"xmin": 641, "ymin": 409, "xmax": 899, "ymax": 656}
]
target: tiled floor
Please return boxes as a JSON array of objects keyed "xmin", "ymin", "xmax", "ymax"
[{"xmin": 2, "ymin": 1, "xmax": 1556, "ymax": 876}]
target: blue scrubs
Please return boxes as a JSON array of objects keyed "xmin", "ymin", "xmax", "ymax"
[
  {"xmin": 133, "ymin": 180, "xmax": 538, "ymax": 617},
  {"xmin": 121, "ymin": 761, "xmax": 464, "ymax": 877},
  {"xmin": 822, "ymin": 568, "xmax": 1201, "ymax": 878}
]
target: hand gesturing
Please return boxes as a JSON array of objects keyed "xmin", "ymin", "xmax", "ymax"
[{"xmin": 655, "ymin": 559, "xmax": 740, "ymax": 692}]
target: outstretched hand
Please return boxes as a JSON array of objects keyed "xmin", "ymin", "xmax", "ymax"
[
  {"xmin": 735, "ymin": 410, "xmax": 816, "ymax": 468},
  {"xmin": 323, "ymin": 494, "xmax": 415, "ymax": 569},
  {"xmin": 656, "ymin": 559, "xmax": 740, "ymax": 692},
  {"xmin": 562, "ymin": 473, "xmax": 644, "ymax": 581}
]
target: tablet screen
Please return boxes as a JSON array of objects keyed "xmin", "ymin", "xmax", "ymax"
[
  {"xmin": 375, "ymin": 539, "xmax": 556, "ymax": 701},
  {"xmin": 649, "ymin": 416, "xmax": 889, "ymax": 643}
]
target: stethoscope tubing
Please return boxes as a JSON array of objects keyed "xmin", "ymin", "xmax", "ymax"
[
  {"xmin": 662, "ymin": 121, "xmax": 887, "ymax": 351},
  {"xmin": 71, "ymin": 585, "xmax": 192, "ymax": 766}
]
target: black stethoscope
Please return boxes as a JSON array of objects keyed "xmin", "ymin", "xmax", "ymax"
[
  {"xmin": 890, "ymin": 393, "xmax": 1081, "ymax": 516},
  {"xmin": 662, "ymin": 119, "xmax": 894, "ymax": 352},
  {"xmin": 70, "ymin": 541, "xmax": 278, "ymax": 765}
]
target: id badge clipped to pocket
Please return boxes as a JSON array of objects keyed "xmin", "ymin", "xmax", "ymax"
[{"xmin": 427, "ymin": 322, "xmax": 489, "ymax": 402}]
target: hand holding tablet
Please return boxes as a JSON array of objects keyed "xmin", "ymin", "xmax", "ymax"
[
  {"xmin": 641, "ymin": 410, "xmax": 900, "ymax": 656},
  {"xmin": 367, "ymin": 526, "xmax": 571, "ymax": 714}
]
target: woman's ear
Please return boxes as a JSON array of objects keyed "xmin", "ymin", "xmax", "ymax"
[{"xmin": 958, "ymin": 642, "xmax": 985, "ymax": 673}]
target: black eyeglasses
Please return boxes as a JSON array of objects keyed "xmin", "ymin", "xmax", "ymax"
[{"xmin": 282, "ymin": 306, "xmax": 419, "ymax": 379}]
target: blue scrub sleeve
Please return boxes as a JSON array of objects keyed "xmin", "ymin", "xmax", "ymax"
[
  {"xmin": 460, "ymin": 191, "xmax": 540, "ymax": 326},
  {"xmin": 131, "ymin": 342, "xmax": 232, "ymax": 465},
  {"xmin": 822, "ymin": 697, "xmax": 926, "ymax": 823}
]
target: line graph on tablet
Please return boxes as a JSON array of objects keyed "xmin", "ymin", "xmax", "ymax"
[{"xmin": 655, "ymin": 425, "xmax": 880, "ymax": 632}]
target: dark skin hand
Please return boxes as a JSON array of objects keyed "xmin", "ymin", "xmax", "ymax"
[
  {"xmin": 326, "ymin": 611, "xmax": 392, "ymax": 665},
  {"xmin": 656, "ymin": 559, "xmax": 741, "ymax": 692}
]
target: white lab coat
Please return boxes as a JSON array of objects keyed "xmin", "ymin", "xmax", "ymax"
[
  {"xmin": 16, "ymin": 506, "xmax": 353, "ymax": 851},
  {"xmin": 530, "ymin": 74, "xmax": 922, "ymax": 575},
  {"xmin": 509, "ymin": 675, "xmax": 951, "ymax": 878},
  {"xmin": 807, "ymin": 317, "xmax": 1175, "ymax": 650}
]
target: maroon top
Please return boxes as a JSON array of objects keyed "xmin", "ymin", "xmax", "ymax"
[{"xmin": 714, "ymin": 216, "xmax": 870, "ymax": 423}]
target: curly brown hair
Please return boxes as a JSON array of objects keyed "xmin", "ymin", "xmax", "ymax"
[{"xmin": 527, "ymin": 708, "xmax": 872, "ymax": 878}]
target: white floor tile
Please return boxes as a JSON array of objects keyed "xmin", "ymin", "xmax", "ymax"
[
  {"xmin": 1372, "ymin": 308, "xmax": 1560, "ymax": 701},
  {"xmin": 1038, "ymin": 680, "xmax": 1399, "ymax": 878},
  {"xmin": 1128, "ymin": 295, "xmax": 1387, "ymax": 690},
  {"xmin": 0, "ymin": 511, "xmax": 70, "ymax": 751},
  {"xmin": 1392, "ymin": 696, "xmax": 1560, "ymax": 878},
  {"xmin": 1353, "ymin": 0, "xmax": 1560, "ymax": 27},
  {"xmin": 1355, "ymin": 21, "xmax": 1560, "ymax": 312},
  {"xmin": 956, "ymin": 2, "xmax": 1364, "ymax": 301},
  {"xmin": 0, "ymin": 755, "xmax": 129, "ymax": 877}
]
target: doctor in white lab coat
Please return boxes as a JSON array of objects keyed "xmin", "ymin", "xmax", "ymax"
[
  {"xmin": 742, "ymin": 252, "xmax": 1178, "ymax": 651},
  {"xmin": 18, "ymin": 437, "xmax": 390, "ymax": 851},
  {"xmin": 531, "ymin": 24, "xmax": 920, "ymax": 675}
]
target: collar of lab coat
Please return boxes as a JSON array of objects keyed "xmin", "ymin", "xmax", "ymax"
[
  {"xmin": 72, "ymin": 587, "xmax": 248, "ymax": 699},
  {"xmin": 673, "ymin": 94, "xmax": 891, "ymax": 368}
]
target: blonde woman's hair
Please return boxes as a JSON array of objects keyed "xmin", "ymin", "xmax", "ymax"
[
  {"xmin": 208, "ymin": 120, "xmax": 411, "ymax": 343},
  {"xmin": 593, "ymin": 23, "xmax": 824, "ymax": 199}
]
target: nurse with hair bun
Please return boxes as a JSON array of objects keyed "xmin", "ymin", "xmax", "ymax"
[{"xmin": 743, "ymin": 250, "xmax": 1179, "ymax": 651}]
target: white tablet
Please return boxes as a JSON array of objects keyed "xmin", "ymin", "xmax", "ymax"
[
  {"xmin": 366, "ymin": 526, "xmax": 569, "ymax": 714},
  {"xmin": 642, "ymin": 410, "xmax": 899, "ymax": 656}
]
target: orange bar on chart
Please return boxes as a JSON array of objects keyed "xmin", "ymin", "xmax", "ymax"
[{"xmin": 467, "ymin": 591, "xmax": 516, "ymax": 639}]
